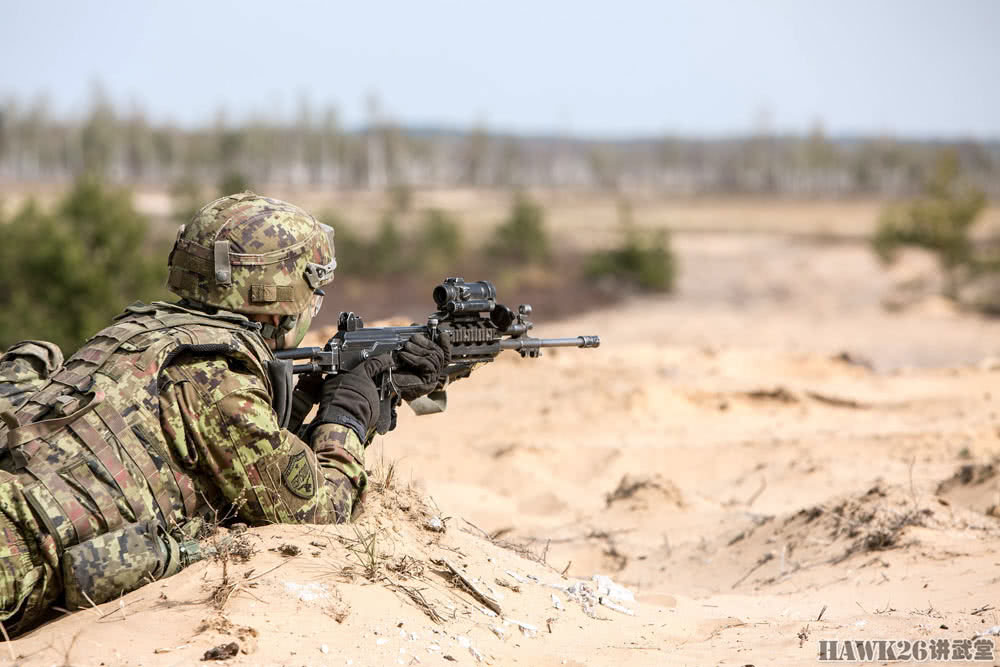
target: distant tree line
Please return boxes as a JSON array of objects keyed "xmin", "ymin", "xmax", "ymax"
[
  {"xmin": 0, "ymin": 174, "xmax": 675, "ymax": 351},
  {"xmin": 1, "ymin": 93, "xmax": 997, "ymax": 197}
]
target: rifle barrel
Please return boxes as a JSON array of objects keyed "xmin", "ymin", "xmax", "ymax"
[
  {"xmin": 275, "ymin": 347, "xmax": 321, "ymax": 361},
  {"xmin": 500, "ymin": 335, "xmax": 600, "ymax": 351}
]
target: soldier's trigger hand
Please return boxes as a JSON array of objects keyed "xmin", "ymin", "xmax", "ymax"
[
  {"xmin": 313, "ymin": 365, "xmax": 381, "ymax": 442},
  {"xmin": 293, "ymin": 372, "xmax": 324, "ymax": 402},
  {"xmin": 357, "ymin": 356, "xmax": 392, "ymax": 379}
]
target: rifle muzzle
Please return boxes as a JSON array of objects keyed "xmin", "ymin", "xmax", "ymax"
[{"xmin": 500, "ymin": 335, "xmax": 601, "ymax": 351}]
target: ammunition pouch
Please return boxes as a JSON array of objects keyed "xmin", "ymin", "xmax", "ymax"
[{"xmin": 61, "ymin": 520, "xmax": 198, "ymax": 609}]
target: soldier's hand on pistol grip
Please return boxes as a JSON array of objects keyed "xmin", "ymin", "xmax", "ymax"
[
  {"xmin": 392, "ymin": 332, "xmax": 451, "ymax": 401},
  {"xmin": 310, "ymin": 357, "xmax": 391, "ymax": 443},
  {"xmin": 288, "ymin": 371, "xmax": 323, "ymax": 435}
]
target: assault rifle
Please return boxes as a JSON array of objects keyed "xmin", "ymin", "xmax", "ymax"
[{"xmin": 275, "ymin": 277, "xmax": 600, "ymax": 433}]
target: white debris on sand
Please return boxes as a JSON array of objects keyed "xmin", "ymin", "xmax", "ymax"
[
  {"xmin": 599, "ymin": 597, "xmax": 635, "ymax": 616},
  {"xmin": 592, "ymin": 575, "xmax": 635, "ymax": 603},
  {"xmin": 489, "ymin": 625, "xmax": 506, "ymax": 640},
  {"xmin": 282, "ymin": 581, "xmax": 331, "ymax": 602},
  {"xmin": 505, "ymin": 570, "xmax": 530, "ymax": 584},
  {"xmin": 504, "ymin": 619, "xmax": 538, "ymax": 638},
  {"xmin": 566, "ymin": 575, "xmax": 636, "ymax": 616},
  {"xmin": 501, "ymin": 569, "xmax": 638, "ymax": 618},
  {"xmin": 425, "ymin": 516, "xmax": 446, "ymax": 532}
]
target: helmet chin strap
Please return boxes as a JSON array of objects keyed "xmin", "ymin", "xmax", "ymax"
[{"xmin": 259, "ymin": 314, "xmax": 298, "ymax": 350}]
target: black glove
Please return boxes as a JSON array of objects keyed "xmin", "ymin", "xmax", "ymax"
[
  {"xmin": 311, "ymin": 357, "xmax": 391, "ymax": 443},
  {"xmin": 392, "ymin": 332, "xmax": 451, "ymax": 402}
]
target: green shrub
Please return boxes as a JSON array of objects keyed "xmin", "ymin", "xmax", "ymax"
[
  {"xmin": 487, "ymin": 195, "xmax": 549, "ymax": 263},
  {"xmin": 873, "ymin": 150, "xmax": 987, "ymax": 296},
  {"xmin": 388, "ymin": 183, "xmax": 413, "ymax": 214},
  {"xmin": 318, "ymin": 207, "xmax": 465, "ymax": 279},
  {"xmin": 0, "ymin": 178, "xmax": 167, "ymax": 351},
  {"xmin": 416, "ymin": 208, "xmax": 463, "ymax": 275},
  {"xmin": 218, "ymin": 170, "xmax": 251, "ymax": 196},
  {"xmin": 584, "ymin": 227, "xmax": 676, "ymax": 292},
  {"xmin": 369, "ymin": 213, "xmax": 406, "ymax": 275},
  {"xmin": 170, "ymin": 177, "xmax": 203, "ymax": 223}
]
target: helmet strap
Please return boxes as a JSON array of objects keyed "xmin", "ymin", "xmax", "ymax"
[{"xmin": 259, "ymin": 315, "xmax": 298, "ymax": 348}]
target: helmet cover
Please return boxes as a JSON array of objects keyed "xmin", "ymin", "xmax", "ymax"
[{"xmin": 166, "ymin": 192, "xmax": 335, "ymax": 316}]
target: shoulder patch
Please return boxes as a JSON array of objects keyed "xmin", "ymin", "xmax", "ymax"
[{"xmin": 283, "ymin": 451, "xmax": 316, "ymax": 499}]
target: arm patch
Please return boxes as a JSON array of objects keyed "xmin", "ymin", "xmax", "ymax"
[{"xmin": 282, "ymin": 451, "xmax": 316, "ymax": 499}]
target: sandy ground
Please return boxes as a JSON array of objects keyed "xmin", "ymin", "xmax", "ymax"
[{"xmin": 6, "ymin": 229, "xmax": 1000, "ymax": 666}]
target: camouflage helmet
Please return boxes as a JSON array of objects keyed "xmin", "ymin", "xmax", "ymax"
[{"xmin": 166, "ymin": 192, "xmax": 335, "ymax": 316}]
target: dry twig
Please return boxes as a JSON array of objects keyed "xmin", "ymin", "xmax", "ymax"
[
  {"xmin": 387, "ymin": 581, "xmax": 445, "ymax": 624},
  {"xmin": 437, "ymin": 558, "xmax": 502, "ymax": 615}
]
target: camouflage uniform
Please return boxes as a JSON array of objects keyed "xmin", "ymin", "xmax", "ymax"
[
  {"xmin": 0, "ymin": 194, "xmax": 368, "ymax": 634},
  {"xmin": 0, "ymin": 342, "xmax": 64, "ymax": 416}
]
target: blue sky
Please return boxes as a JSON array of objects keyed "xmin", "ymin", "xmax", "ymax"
[{"xmin": 2, "ymin": 0, "xmax": 997, "ymax": 137}]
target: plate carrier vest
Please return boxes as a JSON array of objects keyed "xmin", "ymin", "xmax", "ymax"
[{"xmin": 0, "ymin": 302, "xmax": 274, "ymax": 554}]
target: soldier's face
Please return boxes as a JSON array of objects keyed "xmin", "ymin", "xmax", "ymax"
[
  {"xmin": 262, "ymin": 292, "xmax": 323, "ymax": 351},
  {"xmin": 281, "ymin": 292, "xmax": 324, "ymax": 349},
  {"xmin": 286, "ymin": 309, "xmax": 314, "ymax": 349}
]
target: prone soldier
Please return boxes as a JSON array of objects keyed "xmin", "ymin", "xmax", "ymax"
[{"xmin": 0, "ymin": 192, "xmax": 449, "ymax": 634}]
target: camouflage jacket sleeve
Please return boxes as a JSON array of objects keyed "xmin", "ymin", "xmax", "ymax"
[
  {"xmin": 0, "ymin": 341, "xmax": 64, "ymax": 414},
  {"xmin": 158, "ymin": 355, "xmax": 367, "ymax": 525}
]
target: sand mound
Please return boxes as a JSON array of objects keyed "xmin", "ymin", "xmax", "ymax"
[
  {"xmin": 769, "ymin": 484, "xmax": 933, "ymax": 565},
  {"xmin": 6, "ymin": 477, "xmax": 668, "ymax": 666},
  {"xmin": 663, "ymin": 483, "xmax": 1000, "ymax": 596},
  {"xmin": 604, "ymin": 473, "xmax": 684, "ymax": 511},
  {"xmin": 936, "ymin": 459, "xmax": 1000, "ymax": 518}
]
